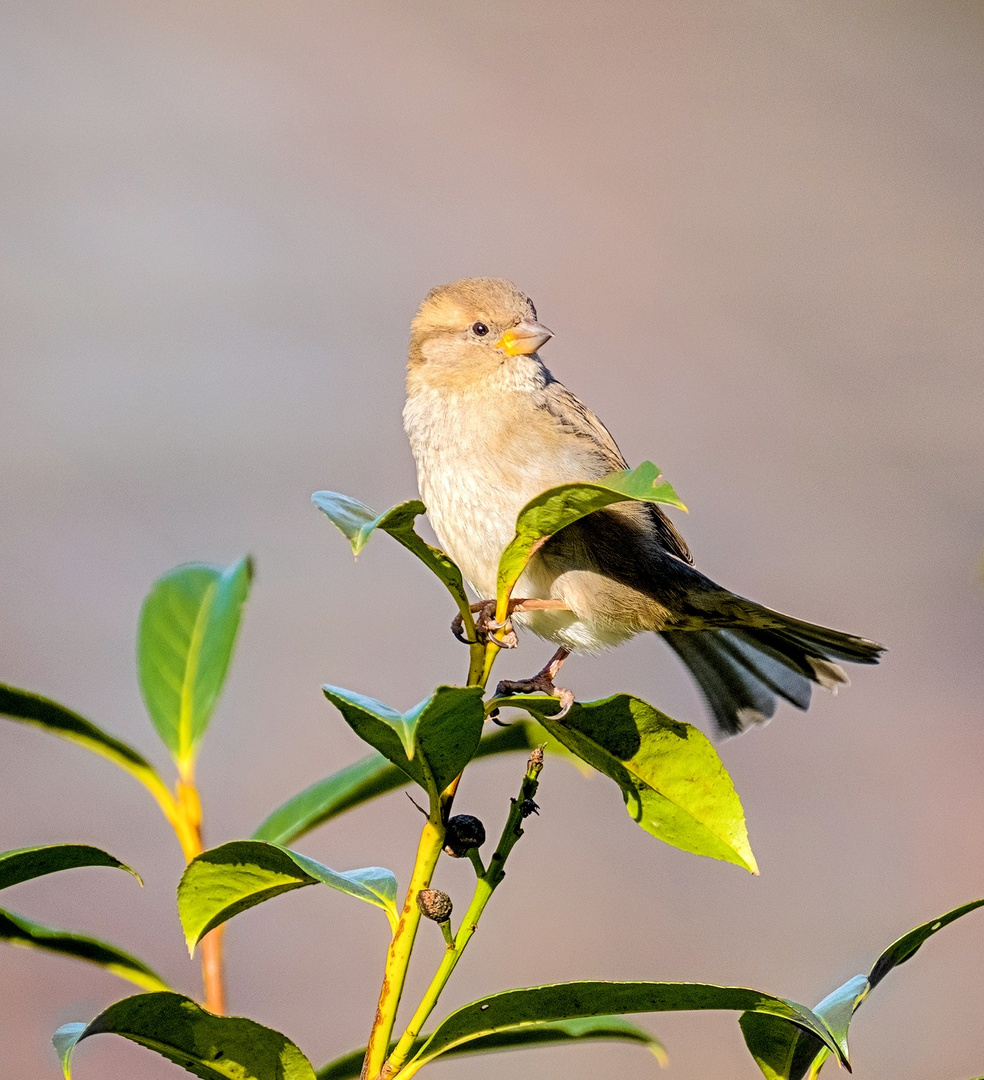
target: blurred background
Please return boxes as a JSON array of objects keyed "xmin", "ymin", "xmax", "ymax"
[{"xmin": 2, "ymin": 2, "xmax": 983, "ymax": 1077}]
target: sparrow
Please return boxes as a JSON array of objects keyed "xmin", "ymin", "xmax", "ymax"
[{"xmin": 403, "ymin": 277, "xmax": 883, "ymax": 734}]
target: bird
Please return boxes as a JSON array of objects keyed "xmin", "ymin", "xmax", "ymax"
[{"xmin": 403, "ymin": 277, "xmax": 884, "ymax": 735}]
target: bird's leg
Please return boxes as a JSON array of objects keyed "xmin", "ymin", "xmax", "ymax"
[
  {"xmin": 450, "ymin": 598, "xmax": 570, "ymax": 650},
  {"xmin": 495, "ymin": 647, "xmax": 574, "ymax": 718}
]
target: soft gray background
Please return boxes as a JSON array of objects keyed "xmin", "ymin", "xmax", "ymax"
[{"xmin": 2, "ymin": 2, "xmax": 982, "ymax": 1077}]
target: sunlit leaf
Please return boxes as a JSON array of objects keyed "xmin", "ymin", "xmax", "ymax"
[
  {"xmin": 496, "ymin": 462, "xmax": 687, "ymax": 609},
  {"xmin": 402, "ymin": 981, "xmax": 842, "ymax": 1078},
  {"xmin": 0, "ymin": 683, "xmax": 175, "ymax": 811},
  {"xmin": 138, "ymin": 556, "xmax": 252, "ymax": 768},
  {"xmin": 178, "ymin": 840, "xmax": 399, "ymax": 950},
  {"xmin": 253, "ymin": 723, "xmax": 536, "ymax": 846},
  {"xmin": 867, "ymin": 898, "xmax": 984, "ymax": 987},
  {"xmin": 321, "ymin": 685, "xmax": 485, "ymax": 800},
  {"xmin": 316, "ymin": 1016, "xmax": 666, "ymax": 1078},
  {"xmin": 499, "ymin": 694, "xmax": 756, "ymax": 872},
  {"xmin": 1, "ymin": 909, "xmax": 168, "ymax": 991},
  {"xmin": 740, "ymin": 976, "xmax": 867, "ymax": 1080},
  {"xmin": 0, "ymin": 844, "xmax": 141, "ymax": 890},
  {"xmin": 54, "ymin": 992, "xmax": 316, "ymax": 1079},
  {"xmin": 740, "ymin": 898, "xmax": 984, "ymax": 1079},
  {"xmin": 312, "ymin": 493, "xmax": 469, "ymax": 611}
]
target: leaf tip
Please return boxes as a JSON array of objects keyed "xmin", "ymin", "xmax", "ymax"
[{"xmin": 649, "ymin": 1042, "xmax": 670, "ymax": 1068}]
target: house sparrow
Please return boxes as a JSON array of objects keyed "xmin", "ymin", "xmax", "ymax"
[{"xmin": 404, "ymin": 278, "xmax": 883, "ymax": 734}]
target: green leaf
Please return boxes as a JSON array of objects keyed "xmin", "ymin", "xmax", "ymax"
[
  {"xmin": 253, "ymin": 723, "xmax": 536, "ymax": 846},
  {"xmin": 740, "ymin": 898, "xmax": 984, "ymax": 1079},
  {"xmin": 177, "ymin": 840, "xmax": 399, "ymax": 951},
  {"xmin": 0, "ymin": 844, "xmax": 141, "ymax": 890},
  {"xmin": 867, "ymin": 897, "xmax": 984, "ymax": 987},
  {"xmin": 496, "ymin": 462, "xmax": 687, "ymax": 607},
  {"xmin": 740, "ymin": 976, "xmax": 867, "ymax": 1080},
  {"xmin": 321, "ymin": 685, "xmax": 486, "ymax": 800},
  {"xmin": 1, "ymin": 908, "xmax": 168, "ymax": 991},
  {"xmin": 312, "ymin": 493, "xmax": 469, "ymax": 612},
  {"xmin": 54, "ymin": 992, "xmax": 316, "ymax": 1079},
  {"xmin": 138, "ymin": 556, "xmax": 252, "ymax": 767},
  {"xmin": 500, "ymin": 694, "xmax": 757, "ymax": 872},
  {"xmin": 316, "ymin": 1016, "xmax": 666, "ymax": 1079},
  {"xmin": 0, "ymin": 682, "xmax": 174, "ymax": 809},
  {"xmin": 402, "ymin": 981, "xmax": 842, "ymax": 1078}
]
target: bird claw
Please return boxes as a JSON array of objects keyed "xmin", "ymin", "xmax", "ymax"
[
  {"xmin": 494, "ymin": 672, "xmax": 575, "ymax": 720},
  {"xmin": 450, "ymin": 612, "xmax": 478, "ymax": 645},
  {"xmin": 449, "ymin": 600, "xmax": 519, "ymax": 648},
  {"xmin": 475, "ymin": 601, "xmax": 517, "ymax": 647}
]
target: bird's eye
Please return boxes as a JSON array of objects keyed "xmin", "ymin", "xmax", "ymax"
[{"xmin": 471, "ymin": 322, "xmax": 489, "ymax": 337}]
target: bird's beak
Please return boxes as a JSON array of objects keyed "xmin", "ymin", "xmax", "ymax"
[{"xmin": 496, "ymin": 318, "xmax": 553, "ymax": 356}]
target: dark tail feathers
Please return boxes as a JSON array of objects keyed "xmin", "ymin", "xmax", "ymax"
[{"xmin": 662, "ymin": 605, "xmax": 884, "ymax": 736}]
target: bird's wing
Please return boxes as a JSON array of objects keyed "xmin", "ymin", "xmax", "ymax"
[{"xmin": 537, "ymin": 379, "xmax": 694, "ymax": 564}]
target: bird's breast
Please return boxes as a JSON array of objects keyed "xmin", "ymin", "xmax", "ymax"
[{"xmin": 404, "ymin": 383, "xmax": 591, "ymax": 598}]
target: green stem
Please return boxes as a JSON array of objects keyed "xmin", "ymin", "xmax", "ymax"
[
  {"xmin": 456, "ymin": 602, "xmax": 487, "ymax": 688},
  {"xmin": 362, "ymin": 609, "xmax": 507, "ymax": 1078},
  {"xmin": 479, "ymin": 639, "xmax": 501, "ymax": 687},
  {"xmin": 383, "ymin": 748, "xmax": 544, "ymax": 1079},
  {"xmin": 362, "ymin": 815, "xmax": 445, "ymax": 1079}
]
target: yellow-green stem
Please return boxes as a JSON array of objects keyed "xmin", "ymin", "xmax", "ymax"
[
  {"xmin": 363, "ymin": 622, "xmax": 506, "ymax": 1079},
  {"xmin": 383, "ymin": 750, "xmax": 543, "ymax": 1079},
  {"xmin": 382, "ymin": 880, "xmax": 491, "ymax": 1078},
  {"xmin": 480, "ymin": 639, "xmax": 501, "ymax": 687},
  {"xmin": 362, "ymin": 816, "xmax": 445, "ymax": 1079}
]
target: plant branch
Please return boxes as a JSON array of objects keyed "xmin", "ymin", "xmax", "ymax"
[
  {"xmin": 364, "ymin": 582, "xmax": 529, "ymax": 1077},
  {"xmin": 172, "ymin": 778, "xmax": 225, "ymax": 1014},
  {"xmin": 382, "ymin": 747, "xmax": 545, "ymax": 1079},
  {"xmin": 362, "ymin": 813, "xmax": 446, "ymax": 1080}
]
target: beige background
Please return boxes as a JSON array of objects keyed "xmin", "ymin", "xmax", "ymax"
[{"xmin": 2, "ymin": 2, "xmax": 983, "ymax": 1077}]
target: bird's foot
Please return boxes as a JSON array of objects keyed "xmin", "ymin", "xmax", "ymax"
[
  {"xmin": 476, "ymin": 601, "xmax": 518, "ymax": 649},
  {"xmin": 494, "ymin": 647, "xmax": 574, "ymax": 719},
  {"xmin": 451, "ymin": 598, "xmax": 571, "ymax": 648},
  {"xmin": 451, "ymin": 600, "xmax": 518, "ymax": 648}
]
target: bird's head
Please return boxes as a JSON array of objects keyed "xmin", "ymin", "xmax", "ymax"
[{"xmin": 408, "ymin": 278, "xmax": 552, "ymax": 381}]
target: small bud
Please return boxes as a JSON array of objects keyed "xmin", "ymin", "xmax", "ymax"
[
  {"xmin": 443, "ymin": 814, "xmax": 486, "ymax": 858},
  {"xmin": 416, "ymin": 888, "xmax": 453, "ymax": 924},
  {"xmin": 529, "ymin": 746, "xmax": 545, "ymax": 768}
]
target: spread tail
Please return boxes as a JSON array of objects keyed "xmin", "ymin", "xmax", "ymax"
[{"xmin": 662, "ymin": 602, "xmax": 884, "ymax": 736}]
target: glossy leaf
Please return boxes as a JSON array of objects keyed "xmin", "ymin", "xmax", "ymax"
[
  {"xmin": 0, "ymin": 844, "xmax": 141, "ymax": 890},
  {"xmin": 54, "ymin": 991, "xmax": 316, "ymax": 1080},
  {"xmin": 312, "ymin": 492, "xmax": 469, "ymax": 611},
  {"xmin": 0, "ymin": 682, "xmax": 174, "ymax": 809},
  {"xmin": 178, "ymin": 840, "xmax": 398, "ymax": 950},
  {"xmin": 316, "ymin": 1016, "xmax": 666, "ymax": 1078},
  {"xmin": 402, "ymin": 980, "xmax": 842, "ymax": 1078},
  {"xmin": 0, "ymin": 908, "xmax": 168, "ymax": 991},
  {"xmin": 321, "ymin": 685, "xmax": 485, "ymax": 799},
  {"xmin": 867, "ymin": 897, "xmax": 984, "ymax": 987},
  {"xmin": 740, "ymin": 898, "xmax": 984, "ymax": 1079},
  {"xmin": 741, "ymin": 976, "xmax": 867, "ymax": 1080},
  {"xmin": 500, "ymin": 694, "xmax": 757, "ymax": 872},
  {"xmin": 496, "ymin": 461, "xmax": 687, "ymax": 607},
  {"xmin": 253, "ymin": 723, "xmax": 536, "ymax": 845},
  {"xmin": 138, "ymin": 556, "xmax": 252, "ymax": 766}
]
